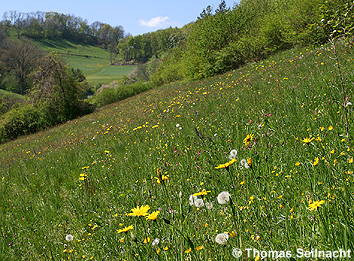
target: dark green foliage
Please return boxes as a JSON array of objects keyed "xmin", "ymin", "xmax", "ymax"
[
  {"xmin": 91, "ymin": 82, "xmax": 153, "ymax": 107},
  {"xmin": 31, "ymin": 55, "xmax": 94, "ymax": 125},
  {"xmin": 117, "ymin": 27, "xmax": 185, "ymax": 63},
  {"xmin": 0, "ymin": 104, "xmax": 45, "ymax": 142},
  {"xmin": 0, "ymin": 55, "xmax": 95, "ymax": 143}
]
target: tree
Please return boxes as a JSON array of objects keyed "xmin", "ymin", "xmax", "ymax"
[
  {"xmin": 0, "ymin": 39, "xmax": 43, "ymax": 94},
  {"xmin": 31, "ymin": 55, "xmax": 92, "ymax": 123},
  {"xmin": 198, "ymin": 5, "xmax": 213, "ymax": 19},
  {"xmin": 215, "ymin": 1, "xmax": 229, "ymax": 14}
]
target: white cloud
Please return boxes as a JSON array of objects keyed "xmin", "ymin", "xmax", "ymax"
[{"xmin": 139, "ymin": 16, "xmax": 170, "ymax": 27}]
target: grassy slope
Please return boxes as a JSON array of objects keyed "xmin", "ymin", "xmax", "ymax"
[
  {"xmin": 0, "ymin": 43, "xmax": 352, "ymax": 260},
  {"xmin": 33, "ymin": 39, "xmax": 136, "ymax": 85},
  {"xmin": 0, "ymin": 89, "xmax": 25, "ymax": 100}
]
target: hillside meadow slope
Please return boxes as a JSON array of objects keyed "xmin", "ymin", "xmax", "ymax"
[
  {"xmin": 33, "ymin": 39, "xmax": 137, "ymax": 85},
  {"xmin": 0, "ymin": 42, "xmax": 353, "ymax": 260}
]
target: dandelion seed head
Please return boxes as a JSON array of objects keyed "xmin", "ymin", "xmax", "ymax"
[
  {"xmin": 229, "ymin": 149, "xmax": 238, "ymax": 159},
  {"xmin": 152, "ymin": 238, "xmax": 160, "ymax": 246},
  {"xmin": 217, "ymin": 191, "xmax": 231, "ymax": 205},
  {"xmin": 65, "ymin": 234, "xmax": 74, "ymax": 242},
  {"xmin": 194, "ymin": 198, "xmax": 205, "ymax": 208},
  {"xmin": 215, "ymin": 233, "xmax": 229, "ymax": 245}
]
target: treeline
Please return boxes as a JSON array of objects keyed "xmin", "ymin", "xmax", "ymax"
[
  {"xmin": 0, "ymin": 11, "xmax": 125, "ymax": 47},
  {"xmin": 149, "ymin": 0, "xmax": 353, "ymax": 85},
  {"xmin": 117, "ymin": 27, "xmax": 185, "ymax": 63},
  {"xmin": 0, "ymin": 32, "xmax": 94, "ymax": 143}
]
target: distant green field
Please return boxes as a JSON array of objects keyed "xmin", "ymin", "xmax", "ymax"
[
  {"xmin": 0, "ymin": 89, "xmax": 25, "ymax": 100},
  {"xmin": 33, "ymin": 39, "xmax": 136, "ymax": 85}
]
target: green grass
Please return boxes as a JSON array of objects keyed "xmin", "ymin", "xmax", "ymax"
[
  {"xmin": 0, "ymin": 89, "xmax": 25, "ymax": 100},
  {"xmin": 0, "ymin": 42, "xmax": 352, "ymax": 260},
  {"xmin": 33, "ymin": 39, "xmax": 136, "ymax": 85}
]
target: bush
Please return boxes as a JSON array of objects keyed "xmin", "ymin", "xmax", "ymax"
[
  {"xmin": 0, "ymin": 104, "xmax": 46, "ymax": 142},
  {"xmin": 90, "ymin": 82, "xmax": 154, "ymax": 107}
]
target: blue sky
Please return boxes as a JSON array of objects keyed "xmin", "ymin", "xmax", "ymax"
[{"xmin": 0, "ymin": 0, "xmax": 238, "ymax": 35}]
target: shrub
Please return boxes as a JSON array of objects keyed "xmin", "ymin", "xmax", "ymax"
[
  {"xmin": 91, "ymin": 82, "xmax": 154, "ymax": 107},
  {"xmin": 0, "ymin": 104, "xmax": 46, "ymax": 142}
]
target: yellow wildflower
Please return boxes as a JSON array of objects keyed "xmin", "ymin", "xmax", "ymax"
[
  {"xmin": 312, "ymin": 157, "xmax": 320, "ymax": 166},
  {"xmin": 146, "ymin": 211, "xmax": 160, "ymax": 221},
  {"xmin": 295, "ymin": 162, "xmax": 301, "ymax": 166},
  {"xmin": 117, "ymin": 225, "xmax": 134, "ymax": 233},
  {"xmin": 302, "ymin": 137, "xmax": 313, "ymax": 144},
  {"xmin": 328, "ymin": 126, "xmax": 334, "ymax": 131},
  {"xmin": 215, "ymin": 158, "xmax": 236, "ymax": 169},
  {"xmin": 308, "ymin": 200, "xmax": 325, "ymax": 211},
  {"xmin": 247, "ymin": 158, "xmax": 253, "ymax": 166},
  {"xmin": 243, "ymin": 134, "xmax": 254, "ymax": 146},
  {"xmin": 126, "ymin": 205, "xmax": 150, "ymax": 217},
  {"xmin": 195, "ymin": 246, "xmax": 204, "ymax": 251},
  {"xmin": 193, "ymin": 189, "xmax": 211, "ymax": 197},
  {"xmin": 184, "ymin": 248, "xmax": 192, "ymax": 254},
  {"xmin": 143, "ymin": 237, "xmax": 151, "ymax": 244}
]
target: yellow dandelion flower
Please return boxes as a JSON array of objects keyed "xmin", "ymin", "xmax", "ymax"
[
  {"xmin": 146, "ymin": 211, "xmax": 160, "ymax": 221},
  {"xmin": 312, "ymin": 157, "xmax": 320, "ymax": 166},
  {"xmin": 215, "ymin": 158, "xmax": 237, "ymax": 169},
  {"xmin": 328, "ymin": 126, "xmax": 334, "ymax": 131},
  {"xmin": 117, "ymin": 225, "xmax": 134, "ymax": 233},
  {"xmin": 163, "ymin": 247, "xmax": 169, "ymax": 251},
  {"xmin": 255, "ymin": 255, "xmax": 261, "ymax": 261},
  {"xmin": 348, "ymin": 158, "xmax": 353, "ymax": 164},
  {"xmin": 308, "ymin": 200, "xmax": 325, "ymax": 211},
  {"xmin": 302, "ymin": 137, "xmax": 313, "ymax": 144},
  {"xmin": 295, "ymin": 162, "xmax": 301, "ymax": 166},
  {"xmin": 247, "ymin": 158, "xmax": 253, "ymax": 166},
  {"xmin": 143, "ymin": 237, "xmax": 151, "ymax": 244},
  {"xmin": 185, "ymin": 248, "xmax": 192, "ymax": 254},
  {"xmin": 195, "ymin": 246, "xmax": 204, "ymax": 251},
  {"xmin": 126, "ymin": 205, "xmax": 150, "ymax": 217},
  {"xmin": 193, "ymin": 189, "xmax": 211, "ymax": 197},
  {"xmin": 229, "ymin": 231, "xmax": 237, "ymax": 238},
  {"xmin": 243, "ymin": 134, "xmax": 254, "ymax": 146}
]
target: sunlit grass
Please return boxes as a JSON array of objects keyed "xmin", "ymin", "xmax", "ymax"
[{"xmin": 0, "ymin": 42, "xmax": 352, "ymax": 260}]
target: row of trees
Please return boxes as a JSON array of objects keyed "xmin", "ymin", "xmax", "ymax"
[
  {"xmin": 0, "ymin": 11, "xmax": 125, "ymax": 47},
  {"xmin": 116, "ymin": 27, "xmax": 185, "ymax": 63}
]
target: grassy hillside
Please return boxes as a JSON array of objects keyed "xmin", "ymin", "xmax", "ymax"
[
  {"xmin": 0, "ymin": 89, "xmax": 25, "ymax": 114},
  {"xmin": 0, "ymin": 89, "xmax": 25, "ymax": 100},
  {"xmin": 33, "ymin": 39, "xmax": 136, "ymax": 85},
  {"xmin": 0, "ymin": 42, "xmax": 352, "ymax": 260}
]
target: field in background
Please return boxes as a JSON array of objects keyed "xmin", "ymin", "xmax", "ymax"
[
  {"xmin": 33, "ymin": 39, "xmax": 136, "ymax": 85},
  {"xmin": 0, "ymin": 42, "xmax": 352, "ymax": 260}
]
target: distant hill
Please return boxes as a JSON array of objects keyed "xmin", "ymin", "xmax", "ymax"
[{"xmin": 31, "ymin": 38, "xmax": 137, "ymax": 86}]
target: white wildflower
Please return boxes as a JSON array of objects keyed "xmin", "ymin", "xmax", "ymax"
[
  {"xmin": 240, "ymin": 159, "xmax": 250, "ymax": 169},
  {"xmin": 189, "ymin": 195, "xmax": 197, "ymax": 206},
  {"xmin": 344, "ymin": 101, "xmax": 352, "ymax": 107},
  {"xmin": 152, "ymin": 238, "xmax": 160, "ymax": 246},
  {"xmin": 205, "ymin": 202, "xmax": 214, "ymax": 210},
  {"xmin": 65, "ymin": 234, "xmax": 74, "ymax": 242},
  {"xmin": 228, "ymin": 149, "xmax": 238, "ymax": 160},
  {"xmin": 194, "ymin": 198, "xmax": 205, "ymax": 208},
  {"xmin": 215, "ymin": 233, "xmax": 229, "ymax": 245},
  {"xmin": 217, "ymin": 191, "xmax": 231, "ymax": 205}
]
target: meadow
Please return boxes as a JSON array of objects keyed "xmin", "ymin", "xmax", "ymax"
[
  {"xmin": 34, "ymin": 39, "xmax": 137, "ymax": 85},
  {"xmin": 0, "ymin": 41, "xmax": 352, "ymax": 260}
]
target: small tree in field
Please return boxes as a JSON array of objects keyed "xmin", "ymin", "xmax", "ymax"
[{"xmin": 30, "ymin": 55, "xmax": 92, "ymax": 124}]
